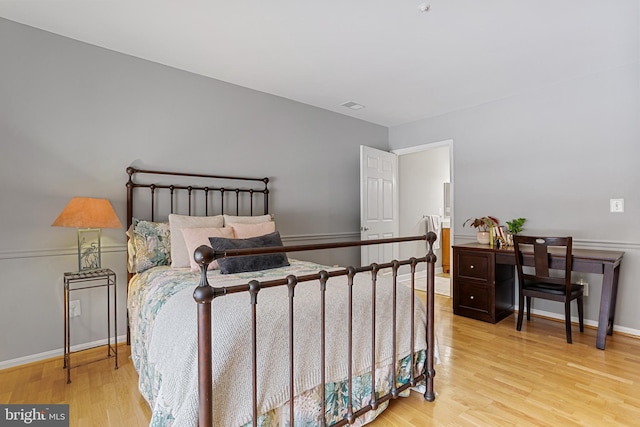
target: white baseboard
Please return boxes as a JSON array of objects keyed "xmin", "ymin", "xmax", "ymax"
[
  {"xmin": 516, "ymin": 306, "xmax": 640, "ymax": 338},
  {"xmin": 0, "ymin": 335, "xmax": 127, "ymax": 371},
  {"xmin": 397, "ymin": 268, "xmax": 442, "ymax": 283}
]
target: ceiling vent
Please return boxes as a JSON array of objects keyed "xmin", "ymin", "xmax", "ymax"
[{"xmin": 341, "ymin": 101, "xmax": 366, "ymax": 110}]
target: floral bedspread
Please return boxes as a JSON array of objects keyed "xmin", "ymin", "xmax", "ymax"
[{"xmin": 128, "ymin": 260, "xmax": 432, "ymax": 426}]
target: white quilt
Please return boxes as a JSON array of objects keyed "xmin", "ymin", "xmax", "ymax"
[{"xmin": 128, "ymin": 260, "xmax": 433, "ymax": 427}]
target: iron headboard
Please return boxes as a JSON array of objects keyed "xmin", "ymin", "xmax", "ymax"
[{"xmin": 125, "ymin": 166, "xmax": 270, "ymax": 229}]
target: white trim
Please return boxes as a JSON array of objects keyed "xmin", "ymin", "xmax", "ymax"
[
  {"xmin": 0, "ymin": 233, "xmax": 364, "ymax": 261},
  {"xmin": 392, "ymin": 139, "xmax": 455, "ymax": 255},
  {"xmin": 516, "ymin": 306, "xmax": 640, "ymax": 339},
  {"xmin": 282, "ymin": 232, "xmax": 360, "ymax": 244},
  {"xmin": 452, "ymin": 235, "xmax": 640, "ymax": 250},
  {"xmin": 391, "ymin": 139, "xmax": 453, "ymax": 156},
  {"xmin": 0, "ymin": 244, "xmax": 127, "ymax": 261},
  {"xmin": 0, "ymin": 335, "xmax": 127, "ymax": 370},
  {"xmin": 396, "ymin": 268, "xmax": 443, "ymax": 283},
  {"xmin": 571, "ymin": 239, "xmax": 640, "ymax": 251}
]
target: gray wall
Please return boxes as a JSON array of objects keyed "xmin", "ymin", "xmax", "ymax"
[
  {"xmin": 2, "ymin": 7, "xmax": 638, "ymax": 366},
  {"xmin": 390, "ymin": 61, "xmax": 640, "ymax": 333},
  {"xmin": 0, "ymin": 18, "xmax": 387, "ymax": 366}
]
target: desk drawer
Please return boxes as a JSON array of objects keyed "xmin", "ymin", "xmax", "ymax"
[
  {"xmin": 455, "ymin": 250, "xmax": 493, "ymax": 284},
  {"xmin": 454, "ymin": 281, "xmax": 491, "ymax": 322}
]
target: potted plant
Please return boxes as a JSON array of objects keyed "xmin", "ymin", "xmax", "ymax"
[
  {"xmin": 463, "ymin": 216, "xmax": 499, "ymax": 244},
  {"xmin": 505, "ymin": 217, "xmax": 526, "ymax": 246}
]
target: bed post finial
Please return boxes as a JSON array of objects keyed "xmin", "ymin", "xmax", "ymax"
[
  {"xmin": 425, "ymin": 231, "xmax": 438, "ymax": 263},
  {"xmin": 194, "ymin": 245, "xmax": 215, "ymax": 278}
]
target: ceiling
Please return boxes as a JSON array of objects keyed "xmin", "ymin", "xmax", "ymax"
[{"xmin": 1, "ymin": 1, "xmax": 637, "ymax": 127}]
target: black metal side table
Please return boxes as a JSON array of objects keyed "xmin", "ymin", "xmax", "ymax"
[{"xmin": 63, "ymin": 268, "xmax": 118, "ymax": 383}]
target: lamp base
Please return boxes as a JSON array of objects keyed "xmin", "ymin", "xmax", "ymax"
[{"xmin": 77, "ymin": 228, "xmax": 102, "ymax": 271}]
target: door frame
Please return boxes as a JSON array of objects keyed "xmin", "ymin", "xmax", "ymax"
[{"xmin": 392, "ymin": 139, "xmax": 454, "ymax": 289}]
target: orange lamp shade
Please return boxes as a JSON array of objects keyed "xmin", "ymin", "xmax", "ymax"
[{"xmin": 52, "ymin": 197, "xmax": 122, "ymax": 229}]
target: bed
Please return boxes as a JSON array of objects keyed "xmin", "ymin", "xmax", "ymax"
[{"xmin": 125, "ymin": 167, "xmax": 438, "ymax": 427}]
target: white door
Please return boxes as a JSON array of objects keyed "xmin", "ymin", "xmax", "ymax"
[{"xmin": 360, "ymin": 145, "xmax": 399, "ymax": 265}]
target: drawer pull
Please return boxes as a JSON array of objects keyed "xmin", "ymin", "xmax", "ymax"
[
  {"xmin": 470, "ymin": 265, "xmax": 474, "ymax": 269},
  {"xmin": 470, "ymin": 295, "xmax": 475, "ymax": 300}
]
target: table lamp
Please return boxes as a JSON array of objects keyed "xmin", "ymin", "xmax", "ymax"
[{"xmin": 52, "ymin": 197, "xmax": 123, "ymax": 271}]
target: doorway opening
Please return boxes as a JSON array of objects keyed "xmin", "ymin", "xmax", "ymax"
[{"xmin": 393, "ymin": 140, "xmax": 453, "ymax": 296}]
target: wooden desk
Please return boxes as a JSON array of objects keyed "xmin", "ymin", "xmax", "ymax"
[{"xmin": 452, "ymin": 243, "xmax": 624, "ymax": 350}]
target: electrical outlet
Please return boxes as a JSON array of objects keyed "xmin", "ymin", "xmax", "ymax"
[
  {"xmin": 577, "ymin": 278, "xmax": 589, "ymax": 297},
  {"xmin": 69, "ymin": 300, "xmax": 81, "ymax": 317}
]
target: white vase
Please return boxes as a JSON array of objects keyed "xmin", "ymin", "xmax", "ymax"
[{"xmin": 476, "ymin": 231, "xmax": 490, "ymax": 244}]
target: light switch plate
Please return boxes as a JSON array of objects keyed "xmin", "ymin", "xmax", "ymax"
[{"xmin": 610, "ymin": 198, "xmax": 624, "ymax": 213}]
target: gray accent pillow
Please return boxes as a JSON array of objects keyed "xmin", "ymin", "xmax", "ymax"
[{"xmin": 209, "ymin": 231, "xmax": 289, "ymax": 274}]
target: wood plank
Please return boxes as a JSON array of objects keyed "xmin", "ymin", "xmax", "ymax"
[{"xmin": 1, "ymin": 295, "xmax": 638, "ymax": 426}]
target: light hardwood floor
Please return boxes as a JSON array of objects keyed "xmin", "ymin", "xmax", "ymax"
[{"xmin": 2, "ymin": 294, "xmax": 639, "ymax": 426}]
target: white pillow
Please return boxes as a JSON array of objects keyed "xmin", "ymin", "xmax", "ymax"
[
  {"xmin": 230, "ymin": 221, "xmax": 276, "ymax": 239},
  {"xmin": 223, "ymin": 214, "xmax": 273, "ymax": 225},
  {"xmin": 169, "ymin": 214, "xmax": 224, "ymax": 268},
  {"xmin": 181, "ymin": 227, "xmax": 234, "ymax": 271}
]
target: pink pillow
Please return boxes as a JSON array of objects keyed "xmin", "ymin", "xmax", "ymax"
[
  {"xmin": 169, "ymin": 214, "xmax": 224, "ymax": 268},
  {"xmin": 181, "ymin": 227, "xmax": 234, "ymax": 271},
  {"xmin": 230, "ymin": 221, "xmax": 276, "ymax": 238}
]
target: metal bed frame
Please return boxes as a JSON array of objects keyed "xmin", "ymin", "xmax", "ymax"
[{"xmin": 126, "ymin": 167, "xmax": 436, "ymax": 427}]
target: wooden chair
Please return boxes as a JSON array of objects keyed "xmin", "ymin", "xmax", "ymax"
[{"xmin": 513, "ymin": 236, "xmax": 584, "ymax": 343}]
